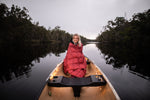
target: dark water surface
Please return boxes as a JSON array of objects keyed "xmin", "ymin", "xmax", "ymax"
[{"xmin": 0, "ymin": 43, "xmax": 150, "ymax": 100}]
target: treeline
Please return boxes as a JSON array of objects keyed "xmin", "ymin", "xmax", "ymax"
[
  {"xmin": 96, "ymin": 9, "xmax": 150, "ymax": 49},
  {"xmin": 96, "ymin": 9, "xmax": 150, "ymax": 73},
  {"xmin": 0, "ymin": 3, "xmax": 88, "ymax": 44}
]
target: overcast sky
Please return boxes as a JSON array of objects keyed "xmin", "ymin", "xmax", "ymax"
[{"xmin": 1, "ymin": 0, "xmax": 150, "ymax": 39}]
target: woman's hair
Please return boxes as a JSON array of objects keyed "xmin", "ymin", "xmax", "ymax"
[{"xmin": 72, "ymin": 33, "xmax": 82, "ymax": 47}]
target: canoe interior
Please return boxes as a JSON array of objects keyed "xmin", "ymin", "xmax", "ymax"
[{"xmin": 39, "ymin": 61, "xmax": 120, "ymax": 100}]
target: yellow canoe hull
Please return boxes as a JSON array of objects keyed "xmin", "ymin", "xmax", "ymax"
[{"xmin": 39, "ymin": 61, "xmax": 120, "ymax": 100}]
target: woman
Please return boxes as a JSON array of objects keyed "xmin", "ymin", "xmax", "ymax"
[{"xmin": 63, "ymin": 34, "xmax": 87, "ymax": 78}]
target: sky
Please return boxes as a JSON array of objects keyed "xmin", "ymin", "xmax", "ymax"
[{"xmin": 0, "ymin": 0, "xmax": 150, "ymax": 39}]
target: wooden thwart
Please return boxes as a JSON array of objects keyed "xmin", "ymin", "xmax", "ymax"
[
  {"xmin": 47, "ymin": 75, "xmax": 106, "ymax": 97},
  {"xmin": 39, "ymin": 61, "xmax": 120, "ymax": 100}
]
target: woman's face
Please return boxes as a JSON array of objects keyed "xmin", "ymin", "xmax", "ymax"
[{"xmin": 73, "ymin": 35, "xmax": 79, "ymax": 44}]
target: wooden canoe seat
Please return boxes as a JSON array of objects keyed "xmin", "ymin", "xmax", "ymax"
[{"xmin": 47, "ymin": 75, "xmax": 106, "ymax": 97}]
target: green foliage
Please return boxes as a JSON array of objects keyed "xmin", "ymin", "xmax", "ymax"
[
  {"xmin": 0, "ymin": 3, "xmax": 89, "ymax": 44},
  {"xmin": 96, "ymin": 9, "xmax": 150, "ymax": 49},
  {"xmin": 96, "ymin": 9, "xmax": 150, "ymax": 73}
]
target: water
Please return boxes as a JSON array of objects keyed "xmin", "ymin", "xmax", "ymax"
[{"xmin": 0, "ymin": 43, "xmax": 150, "ymax": 100}]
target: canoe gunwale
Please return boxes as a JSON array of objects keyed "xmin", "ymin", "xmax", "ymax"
[
  {"xmin": 46, "ymin": 61, "xmax": 63, "ymax": 82},
  {"xmin": 40, "ymin": 60, "xmax": 121, "ymax": 100},
  {"xmin": 91, "ymin": 61, "xmax": 121, "ymax": 100}
]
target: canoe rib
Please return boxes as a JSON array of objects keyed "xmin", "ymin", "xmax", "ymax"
[{"xmin": 39, "ymin": 61, "xmax": 120, "ymax": 100}]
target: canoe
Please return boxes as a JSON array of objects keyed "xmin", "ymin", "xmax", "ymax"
[{"xmin": 39, "ymin": 59, "xmax": 120, "ymax": 100}]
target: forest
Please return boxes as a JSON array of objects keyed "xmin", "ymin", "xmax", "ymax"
[
  {"xmin": 0, "ymin": 3, "xmax": 89, "ymax": 45},
  {"xmin": 96, "ymin": 9, "xmax": 150, "ymax": 48},
  {"xmin": 96, "ymin": 9, "xmax": 150, "ymax": 76}
]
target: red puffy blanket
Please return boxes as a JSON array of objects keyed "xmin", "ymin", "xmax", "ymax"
[{"xmin": 63, "ymin": 42, "xmax": 87, "ymax": 77}]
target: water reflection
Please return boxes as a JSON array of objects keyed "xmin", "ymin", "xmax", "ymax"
[
  {"xmin": 0, "ymin": 42, "xmax": 150, "ymax": 100},
  {"xmin": 96, "ymin": 43, "xmax": 150, "ymax": 78},
  {"xmin": 0, "ymin": 42, "xmax": 69, "ymax": 83},
  {"xmin": 1, "ymin": 42, "xmax": 150, "ymax": 83}
]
